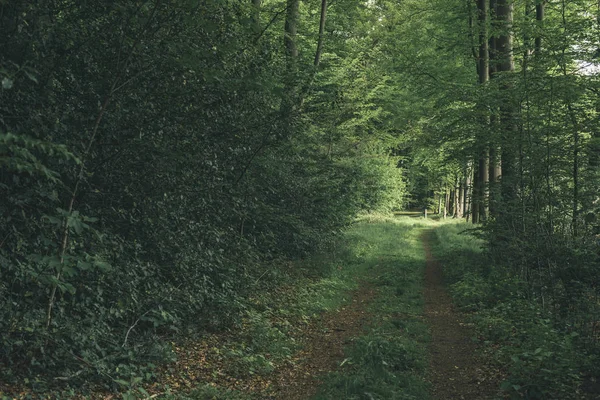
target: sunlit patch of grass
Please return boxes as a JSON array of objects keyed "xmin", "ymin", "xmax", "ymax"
[{"xmin": 313, "ymin": 217, "xmax": 430, "ymax": 399}]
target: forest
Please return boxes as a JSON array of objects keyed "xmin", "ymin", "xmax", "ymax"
[{"xmin": 0, "ymin": 0, "xmax": 599, "ymax": 399}]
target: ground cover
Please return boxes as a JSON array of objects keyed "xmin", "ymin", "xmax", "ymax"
[{"xmin": 431, "ymin": 222, "xmax": 600, "ymax": 399}]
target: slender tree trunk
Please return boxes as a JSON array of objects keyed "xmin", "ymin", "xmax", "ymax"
[
  {"xmin": 314, "ymin": 0, "xmax": 327, "ymax": 68},
  {"xmin": 479, "ymin": 150, "xmax": 490, "ymax": 220},
  {"xmin": 453, "ymin": 181, "xmax": 460, "ymax": 218},
  {"xmin": 474, "ymin": 0, "xmax": 489, "ymax": 223},
  {"xmin": 535, "ymin": 0, "xmax": 544, "ymax": 55},
  {"xmin": 472, "ymin": 163, "xmax": 480, "ymax": 223},
  {"xmin": 457, "ymin": 179, "xmax": 464, "ymax": 218},
  {"xmin": 449, "ymin": 188, "xmax": 455, "ymax": 217},
  {"xmin": 489, "ymin": 146, "xmax": 501, "ymax": 215},
  {"xmin": 462, "ymin": 170, "xmax": 469, "ymax": 219},
  {"xmin": 444, "ymin": 188, "xmax": 450, "ymax": 219},
  {"xmin": 465, "ymin": 165, "xmax": 473, "ymax": 222},
  {"xmin": 478, "ymin": 0, "xmax": 489, "ymax": 84},
  {"xmin": 284, "ymin": 0, "xmax": 299, "ymax": 60},
  {"xmin": 488, "ymin": 0, "xmax": 501, "ymax": 218},
  {"xmin": 568, "ymin": 103, "xmax": 580, "ymax": 237}
]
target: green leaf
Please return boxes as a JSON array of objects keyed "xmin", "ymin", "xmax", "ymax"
[{"xmin": 94, "ymin": 260, "xmax": 112, "ymax": 271}]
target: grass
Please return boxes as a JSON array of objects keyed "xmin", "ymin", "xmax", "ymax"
[{"xmin": 312, "ymin": 216, "xmax": 432, "ymax": 400}]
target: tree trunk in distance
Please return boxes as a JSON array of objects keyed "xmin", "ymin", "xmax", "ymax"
[
  {"xmin": 453, "ymin": 184, "xmax": 459, "ymax": 218},
  {"xmin": 472, "ymin": 161, "xmax": 480, "ymax": 223},
  {"xmin": 489, "ymin": 145, "xmax": 501, "ymax": 215},
  {"xmin": 462, "ymin": 170, "xmax": 469, "ymax": 220},
  {"xmin": 465, "ymin": 166, "xmax": 472, "ymax": 222},
  {"xmin": 457, "ymin": 180, "xmax": 464, "ymax": 218},
  {"xmin": 444, "ymin": 188, "xmax": 450, "ymax": 219},
  {"xmin": 479, "ymin": 150, "xmax": 490, "ymax": 221}
]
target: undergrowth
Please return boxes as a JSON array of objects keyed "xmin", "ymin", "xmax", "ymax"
[{"xmin": 431, "ymin": 222, "xmax": 598, "ymax": 399}]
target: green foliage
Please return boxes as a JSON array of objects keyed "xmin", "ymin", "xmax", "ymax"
[{"xmin": 316, "ymin": 333, "xmax": 427, "ymax": 400}]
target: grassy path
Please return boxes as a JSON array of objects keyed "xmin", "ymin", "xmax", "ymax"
[
  {"xmin": 422, "ymin": 230, "xmax": 500, "ymax": 399},
  {"xmin": 309, "ymin": 217, "xmax": 431, "ymax": 399}
]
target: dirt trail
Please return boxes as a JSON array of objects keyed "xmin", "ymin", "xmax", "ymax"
[
  {"xmin": 422, "ymin": 230, "xmax": 500, "ymax": 400},
  {"xmin": 269, "ymin": 283, "xmax": 377, "ymax": 399}
]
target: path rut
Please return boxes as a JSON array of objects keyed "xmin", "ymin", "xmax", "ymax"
[{"xmin": 422, "ymin": 230, "xmax": 501, "ymax": 400}]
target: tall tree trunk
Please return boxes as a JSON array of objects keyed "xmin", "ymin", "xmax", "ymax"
[
  {"xmin": 284, "ymin": 0, "xmax": 299, "ymax": 60},
  {"xmin": 496, "ymin": 0, "xmax": 516, "ymax": 209},
  {"xmin": 449, "ymin": 188, "xmax": 455, "ymax": 217},
  {"xmin": 453, "ymin": 181, "xmax": 460, "ymax": 218},
  {"xmin": 568, "ymin": 103, "xmax": 580, "ymax": 237},
  {"xmin": 488, "ymin": 0, "xmax": 501, "ymax": 218},
  {"xmin": 474, "ymin": 0, "xmax": 489, "ymax": 223},
  {"xmin": 478, "ymin": 0, "xmax": 490, "ymax": 84},
  {"xmin": 535, "ymin": 0, "xmax": 544, "ymax": 55},
  {"xmin": 314, "ymin": 0, "xmax": 327, "ymax": 68},
  {"xmin": 462, "ymin": 170, "xmax": 469, "ymax": 219},
  {"xmin": 465, "ymin": 165, "xmax": 473, "ymax": 222},
  {"xmin": 444, "ymin": 188, "xmax": 450, "ymax": 219}
]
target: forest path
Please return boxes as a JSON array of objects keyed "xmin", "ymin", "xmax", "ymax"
[
  {"xmin": 268, "ymin": 282, "xmax": 377, "ymax": 399},
  {"xmin": 421, "ymin": 229, "xmax": 500, "ymax": 400}
]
